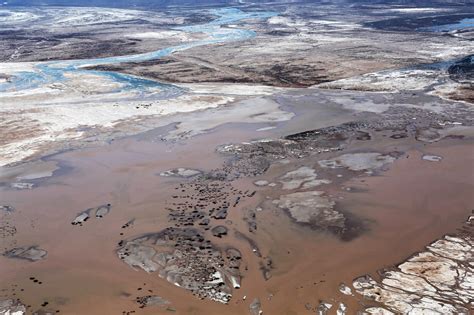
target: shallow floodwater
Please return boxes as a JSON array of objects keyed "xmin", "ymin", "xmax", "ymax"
[{"xmin": 0, "ymin": 115, "xmax": 472, "ymax": 314}]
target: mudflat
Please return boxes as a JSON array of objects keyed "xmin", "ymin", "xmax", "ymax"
[{"xmin": 0, "ymin": 1, "xmax": 473, "ymax": 314}]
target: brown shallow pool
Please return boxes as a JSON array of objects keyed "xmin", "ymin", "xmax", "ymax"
[{"xmin": 0, "ymin": 111, "xmax": 472, "ymax": 315}]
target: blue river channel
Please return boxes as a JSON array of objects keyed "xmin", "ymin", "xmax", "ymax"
[
  {"xmin": 0, "ymin": 8, "xmax": 276, "ymax": 99},
  {"xmin": 419, "ymin": 17, "xmax": 474, "ymax": 33}
]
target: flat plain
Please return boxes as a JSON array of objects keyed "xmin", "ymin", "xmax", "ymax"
[{"xmin": 0, "ymin": 1, "xmax": 473, "ymax": 314}]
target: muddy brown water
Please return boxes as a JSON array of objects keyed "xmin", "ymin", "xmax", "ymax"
[{"xmin": 0, "ymin": 120, "xmax": 472, "ymax": 314}]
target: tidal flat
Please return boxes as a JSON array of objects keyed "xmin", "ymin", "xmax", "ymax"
[{"xmin": 0, "ymin": 1, "xmax": 473, "ymax": 314}]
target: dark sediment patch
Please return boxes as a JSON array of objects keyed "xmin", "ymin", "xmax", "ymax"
[
  {"xmin": 71, "ymin": 203, "xmax": 112, "ymax": 225},
  {"xmin": 0, "ymin": 299, "xmax": 26, "ymax": 314},
  {"xmin": 117, "ymin": 228, "xmax": 242, "ymax": 303},
  {"xmin": 217, "ymin": 105, "xmax": 473, "ymax": 177},
  {"xmin": 448, "ymin": 55, "xmax": 474, "ymax": 82},
  {"xmin": 364, "ymin": 13, "xmax": 474, "ymax": 32},
  {"xmin": 211, "ymin": 225, "xmax": 228, "ymax": 238},
  {"xmin": 4, "ymin": 246, "xmax": 47, "ymax": 262},
  {"xmin": 135, "ymin": 295, "xmax": 170, "ymax": 309},
  {"xmin": 0, "ymin": 205, "xmax": 14, "ymax": 213},
  {"xmin": 85, "ymin": 55, "xmax": 333, "ymax": 88},
  {"xmin": 95, "ymin": 204, "xmax": 112, "ymax": 218}
]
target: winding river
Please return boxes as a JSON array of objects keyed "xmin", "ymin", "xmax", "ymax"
[{"xmin": 0, "ymin": 8, "xmax": 276, "ymax": 99}]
